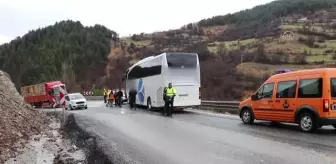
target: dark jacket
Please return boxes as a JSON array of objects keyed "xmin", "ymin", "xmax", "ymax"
[
  {"xmin": 163, "ymin": 87, "xmax": 167, "ymax": 101},
  {"xmin": 129, "ymin": 89, "xmax": 137, "ymax": 100},
  {"xmin": 117, "ymin": 90, "xmax": 123, "ymax": 98}
]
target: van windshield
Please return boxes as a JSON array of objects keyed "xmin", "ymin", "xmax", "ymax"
[{"xmin": 331, "ymin": 78, "xmax": 336, "ymax": 97}]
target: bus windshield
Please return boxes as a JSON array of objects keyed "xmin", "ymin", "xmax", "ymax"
[{"xmin": 166, "ymin": 53, "xmax": 197, "ymax": 68}]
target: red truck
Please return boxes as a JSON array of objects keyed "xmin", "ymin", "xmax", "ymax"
[{"xmin": 20, "ymin": 81, "xmax": 67, "ymax": 108}]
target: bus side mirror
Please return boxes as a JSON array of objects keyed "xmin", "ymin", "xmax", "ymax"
[{"xmin": 251, "ymin": 94, "xmax": 258, "ymax": 101}]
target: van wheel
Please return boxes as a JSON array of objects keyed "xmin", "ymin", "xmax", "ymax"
[
  {"xmin": 299, "ymin": 113, "xmax": 316, "ymax": 132},
  {"xmin": 241, "ymin": 108, "xmax": 254, "ymax": 124},
  {"xmin": 147, "ymin": 97, "xmax": 152, "ymax": 111}
]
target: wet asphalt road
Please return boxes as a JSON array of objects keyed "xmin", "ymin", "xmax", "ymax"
[{"xmin": 66, "ymin": 101, "xmax": 336, "ymax": 164}]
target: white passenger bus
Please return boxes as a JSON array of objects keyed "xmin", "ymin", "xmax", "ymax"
[{"xmin": 123, "ymin": 52, "xmax": 201, "ymax": 110}]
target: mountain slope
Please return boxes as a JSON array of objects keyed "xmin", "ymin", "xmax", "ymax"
[
  {"xmin": 119, "ymin": 0, "xmax": 336, "ymax": 100},
  {"xmin": 198, "ymin": 0, "xmax": 336, "ymax": 27}
]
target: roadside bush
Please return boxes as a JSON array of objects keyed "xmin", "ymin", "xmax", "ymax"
[
  {"xmin": 325, "ymin": 49, "xmax": 333, "ymax": 53},
  {"xmin": 93, "ymin": 88, "xmax": 104, "ymax": 96},
  {"xmin": 208, "ymin": 43, "xmax": 216, "ymax": 47},
  {"xmin": 131, "ymin": 34, "xmax": 141, "ymax": 41},
  {"xmin": 268, "ymin": 54, "xmax": 289, "ymax": 64},
  {"xmin": 314, "ymin": 60, "xmax": 325, "ymax": 65},
  {"xmin": 200, "ymin": 59, "xmax": 262, "ymax": 100},
  {"xmin": 253, "ymin": 44, "xmax": 266, "ymax": 61},
  {"xmin": 298, "ymin": 36, "xmax": 313, "ymax": 47},
  {"xmin": 333, "ymin": 54, "xmax": 336, "ymax": 60},
  {"xmin": 313, "ymin": 43, "xmax": 321, "ymax": 48},
  {"xmin": 317, "ymin": 37, "xmax": 326, "ymax": 43},
  {"xmin": 298, "ymin": 29, "xmax": 336, "ymax": 40},
  {"xmin": 293, "ymin": 54, "xmax": 308, "ymax": 64}
]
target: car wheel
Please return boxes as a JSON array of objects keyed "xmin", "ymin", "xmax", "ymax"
[
  {"xmin": 241, "ymin": 108, "xmax": 254, "ymax": 124},
  {"xmin": 147, "ymin": 97, "xmax": 152, "ymax": 111},
  {"xmin": 299, "ymin": 113, "xmax": 316, "ymax": 133}
]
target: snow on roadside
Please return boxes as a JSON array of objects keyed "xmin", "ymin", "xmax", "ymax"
[
  {"xmin": 5, "ymin": 117, "xmax": 86, "ymax": 164},
  {"xmin": 184, "ymin": 108, "xmax": 239, "ymax": 119}
]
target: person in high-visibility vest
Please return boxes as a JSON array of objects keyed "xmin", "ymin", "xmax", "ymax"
[
  {"xmin": 106, "ymin": 89, "xmax": 115, "ymax": 107},
  {"xmin": 164, "ymin": 83, "xmax": 177, "ymax": 117},
  {"xmin": 103, "ymin": 89, "xmax": 107, "ymax": 103}
]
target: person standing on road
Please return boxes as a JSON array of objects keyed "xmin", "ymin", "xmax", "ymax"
[
  {"xmin": 106, "ymin": 90, "xmax": 115, "ymax": 107},
  {"xmin": 106, "ymin": 89, "xmax": 112, "ymax": 107},
  {"xmin": 103, "ymin": 88, "xmax": 107, "ymax": 103},
  {"xmin": 129, "ymin": 89, "xmax": 137, "ymax": 110},
  {"xmin": 164, "ymin": 83, "xmax": 177, "ymax": 117},
  {"xmin": 116, "ymin": 89, "xmax": 123, "ymax": 107},
  {"xmin": 114, "ymin": 90, "xmax": 118, "ymax": 107}
]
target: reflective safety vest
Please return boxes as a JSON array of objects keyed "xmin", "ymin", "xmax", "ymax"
[
  {"xmin": 109, "ymin": 93, "xmax": 115, "ymax": 100},
  {"xmin": 103, "ymin": 90, "xmax": 107, "ymax": 96},
  {"xmin": 165, "ymin": 87, "xmax": 177, "ymax": 96}
]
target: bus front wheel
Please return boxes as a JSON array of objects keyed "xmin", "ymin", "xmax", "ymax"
[{"xmin": 147, "ymin": 97, "xmax": 152, "ymax": 111}]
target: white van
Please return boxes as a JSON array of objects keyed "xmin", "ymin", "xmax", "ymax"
[{"xmin": 65, "ymin": 93, "xmax": 88, "ymax": 110}]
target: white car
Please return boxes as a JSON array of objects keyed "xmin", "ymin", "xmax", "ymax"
[{"xmin": 65, "ymin": 93, "xmax": 88, "ymax": 110}]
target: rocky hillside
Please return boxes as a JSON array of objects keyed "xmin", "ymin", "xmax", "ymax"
[
  {"xmin": 108, "ymin": 0, "xmax": 336, "ymax": 100},
  {"xmin": 0, "ymin": 70, "xmax": 50, "ymax": 163},
  {"xmin": 1, "ymin": 0, "xmax": 336, "ymax": 100}
]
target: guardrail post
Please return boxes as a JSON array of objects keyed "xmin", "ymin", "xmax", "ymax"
[{"xmin": 62, "ymin": 105, "xmax": 65, "ymax": 127}]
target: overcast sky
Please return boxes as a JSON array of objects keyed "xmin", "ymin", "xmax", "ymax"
[{"xmin": 0, "ymin": 0, "xmax": 273, "ymax": 44}]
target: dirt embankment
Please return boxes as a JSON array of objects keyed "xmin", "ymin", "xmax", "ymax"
[
  {"xmin": 0, "ymin": 70, "xmax": 50, "ymax": 163},
  {"xmin": 0, "ymin": 70, "xmax": 114, "ymax": 164}
]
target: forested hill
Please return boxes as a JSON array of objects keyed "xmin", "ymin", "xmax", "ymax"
[
  {"xmin": 0, "ymin": 20, "xmax": 117, "ymax": 91},
  {"xmin": 198, "ymin": 0, "xmax": 336, "ymax": 27},
  {"xmin": 181, "ymin": 0, "xmax": 336, "ymax": 41}
]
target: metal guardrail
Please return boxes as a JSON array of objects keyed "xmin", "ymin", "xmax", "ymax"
[
  {"xmin": 85, "ymin": 96, "xmax": 104, "ymax": 100},
  {"xmin": 85, "ymin": 96, "xmax": 240, "ymax": 113}
]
